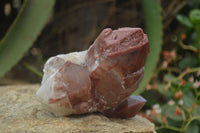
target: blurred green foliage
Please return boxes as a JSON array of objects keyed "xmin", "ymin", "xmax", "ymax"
[
  {"xmin": 0, "ymin": 0, "xmax": 55, "ymax": 78},
  {"xmin": 142, "ymin": 5, "xmax": 200, "ymax": 133},
  {"xmin": 177, "ymin": 8, "xmax": 200, "ymax": 45},
  {"xmin": 135, "ymin": 0, "xmax": 163, "ymax": 95}
]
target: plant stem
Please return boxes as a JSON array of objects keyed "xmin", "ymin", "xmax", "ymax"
[
  {"xmin": 183, "ymin": 116, "xmax": 200, "ymax": 131},
  {"xmin": 167, "ymin": 67, "xmax": 200, "ymax": 85},
  {"xmin": 195, "ymin": 24, "xmax": 200, "ymax": 45},
  {"xmin": 153, "ymin": 65, "xmax": 181, "ymax": 78},
  {"xmin": 157, "ymin": 116, "xmax": 200, "ymax": 132},
  {"xmin": 194, "ymin": 87, "xmax": 200, "ymax": 103},
  {"xmin": 23, "ymin": 62, "xmax": 43, "ymax": 78},
  {"xmin": 156, "ymin": 125, "xmax": 183, "ymax": 132},
  {"xmin": 179, "ymin": 40, "xmax": 199, "ymax": 53}
]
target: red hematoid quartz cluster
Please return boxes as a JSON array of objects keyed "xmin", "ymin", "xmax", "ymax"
[{"xmin": 36, "ymin": 27, "xmax": 149, "ymax": 118}]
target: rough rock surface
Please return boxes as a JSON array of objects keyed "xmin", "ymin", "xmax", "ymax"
[{"xmin": 0, "ymin": 84, "xmax": 155, "ymax": 133}]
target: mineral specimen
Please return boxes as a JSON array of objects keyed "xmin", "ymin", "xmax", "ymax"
[{"xmin": 36, "ymin": 27, "xmax": 149, "ymax": 118}]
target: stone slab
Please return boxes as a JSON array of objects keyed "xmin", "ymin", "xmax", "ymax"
[{"xmin": 0, "ymin": 84, "xmax": 155, "ymax": 133}]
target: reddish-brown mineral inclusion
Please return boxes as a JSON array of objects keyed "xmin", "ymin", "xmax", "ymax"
[{"xmin": 37, "ymin": 27, "xmax": 149, "ymax": 118}]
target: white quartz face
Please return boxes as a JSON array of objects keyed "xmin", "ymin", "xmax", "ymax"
[
  {"xmin": 36, "ymin": 51, "xmax": 87, "ymax": 116},
  {"xmin": 36, "ymin": 28, "xmax": 149, "ymax": 119}
]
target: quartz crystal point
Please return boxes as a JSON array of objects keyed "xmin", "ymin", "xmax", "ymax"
[{"xmin": 36, "ymin": 27, "xmax": 149, "ymax": 118}]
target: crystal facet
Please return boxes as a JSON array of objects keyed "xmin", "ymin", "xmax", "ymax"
[{"xmin": 36, "ymin": 27, "xmax": 149, "ymax": 118}]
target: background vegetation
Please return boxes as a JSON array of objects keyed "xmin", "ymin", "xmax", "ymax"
[{"xmin": 0, "ymin": 0, "xmax": 199, "ymax": 132}]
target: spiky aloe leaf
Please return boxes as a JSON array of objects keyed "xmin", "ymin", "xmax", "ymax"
[
  {"xmin": 134, "ymin": 0, "xmax": 163, "ymax": 95},
  {"xmin": 0, "ymin": 0, "xmax": 55, "ymax": 78}
]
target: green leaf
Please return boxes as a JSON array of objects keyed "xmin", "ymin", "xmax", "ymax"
[
  {"xmin": 189, "ymin": 9, "xmax": 200, "ymax": 24},
  {"xmin": 157, "ymin": 84, "xmax": 174, "ymax": 97},
  {"xmin": 163, "ymin": 73, "xmax": 175, "ymax": 82},
  {"xmin": 135, "ymin": 0, "xmax": 163, "ymax": 95},
  {"xmin": 192, "ymin": 106, "xmax": 200, "ymax": 123},
  {"xmin": 182, "ymin": 92, "xmax": 195, "ymax": 108},
  {"xmin": 157, "ymin": 129, "xmax": 177, "ymax": 133},
  {"xmin": 141, "ymin": 90, "xmax": 163, "ymax": 107},
  {"xmin": 192, "ymin": 106, "xmax": 200, "ymax": 117},
  {"xmin": 190, "ymin": 9, "xmax": 200, "ymax": 44},
  {"xmin": 172, "ymin": 80, "xmax": 180, "ymax": 88},
  {"xmin": 176, "ymin": 14, "xmax": 193, "ymax": 28},
  {"xmin": 162, "ymin": 105, "xmax": 183, "ymax": 121},
  {"xmin": 178, "ymin": 56, "xmax": 198, "ymax": 70},
  {"xmin": 0, "ymin": 0, "xmax": 55, "ymax": 78},
  {"xmin": 181, "ymin": 82, "xmax": 193, "ymax": 93},
  {"xmin": 186, "ymin": 121, "xmax": 199, "ymax": 133}
]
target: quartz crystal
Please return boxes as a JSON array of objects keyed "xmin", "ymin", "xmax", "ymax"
[{"xmin": 36, "ymin": 27, "xmax": 149, "ymax": 118}]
